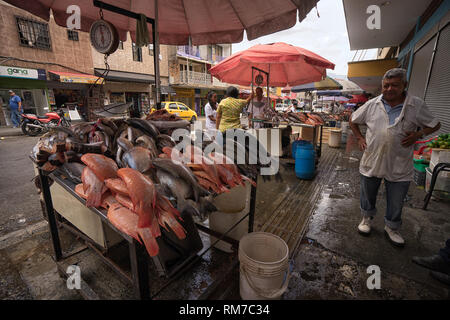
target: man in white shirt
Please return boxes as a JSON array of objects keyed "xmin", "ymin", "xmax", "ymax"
[{"xmin": 349, "ymin": 68, "xmax": 440, "ymax": 246}]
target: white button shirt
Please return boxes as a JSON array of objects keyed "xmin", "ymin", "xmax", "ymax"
[{"xmin": 351, "ymin": 94, "xmax": 439, "ymax": 182}]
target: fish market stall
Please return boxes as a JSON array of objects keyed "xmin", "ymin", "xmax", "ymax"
[{"xmin": 30, "ymin": 112, "xmax": 267, "ymax": 299}]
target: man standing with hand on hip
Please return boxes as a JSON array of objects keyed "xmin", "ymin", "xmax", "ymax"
[
  {"xmin": 349, "ymin": 68, "xmax": 440, "ymax": 246},
  {"xmin": 9, "ymin": 90, "xmax": 22, "ymax": 128}
]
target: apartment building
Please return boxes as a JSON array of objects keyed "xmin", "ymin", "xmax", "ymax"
[
  {"xmin": 91, "ymin": 39, "xmax": 170, "ymax": 115},
  {"xmin": 0, "ymin": 0, "xmax": 99, "ymax": 122},
  {"xmin": 168, "ymin": 44, "xmax": 232, "ymax": 116},
  {"xmin": 0, "ymin": 0, "xmax": 170, "ymax": 122}
]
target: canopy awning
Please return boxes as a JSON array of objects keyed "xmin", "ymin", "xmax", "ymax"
[
  {"xmin": 49, "ymin": 71, "xmax": 104, "ymax": 84},
  {"xmin": 347, "ymin": 58, "xmax": 398, "ymax": 94},
  {"xmin": 291, "ymin": 76, "xmax": 342, "ymax": 92},
  {"xmin": 4, "ymin": 0, "xmax": 320, "ymax": 45},
  {"xmin": 94, "ymin": 69, "xmax": 155, "ymax": 83},
  {"xmin": 343, "ymin": 0, "xmax": 433, "ymax": 50}
]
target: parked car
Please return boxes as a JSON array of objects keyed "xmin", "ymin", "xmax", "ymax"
[{"xmin": 150, "ymin": 101, "xmax": 198, "ymax": 123}]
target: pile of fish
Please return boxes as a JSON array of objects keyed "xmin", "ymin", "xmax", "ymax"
[
  {"xmin": 282, "ymin": 112, "xmax": 325, "ymax": 126},
  {"xmin": 31, "ymin": 116, "xmax": 282, "ymax": 257},
  {"xmin": 75, "ymin": 153, "xmax": 185, "ymax": 257}
]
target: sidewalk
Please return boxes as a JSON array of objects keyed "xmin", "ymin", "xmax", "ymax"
[{"xmin": 0, "ymin": 126, "xmax": 23, "ymax": 137}]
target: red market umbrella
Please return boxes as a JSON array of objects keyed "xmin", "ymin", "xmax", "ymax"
[
  {"xmin": 4, "ymin": 0, "xmax": 319, "ymax": 45},
  {"xmin": 209, "ymin": 42, "xmax": 335, "ymax": 87},
  {"xmin": 349, "ymin": 94, "xmax": 368, "ymax": 104}
]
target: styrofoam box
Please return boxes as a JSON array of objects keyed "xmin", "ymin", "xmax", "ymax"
[
  {"xmin": 430, "ymin": 159, "xmax": 450, "ymax": 178},
  {"xmin": 430, "ymin": 149, "xmax": 450, "ymax": 167}
]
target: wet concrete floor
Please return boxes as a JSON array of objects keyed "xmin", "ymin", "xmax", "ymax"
[{"xmin": 0, "ymin": 136, "xmax": 449, "ymax": 299}]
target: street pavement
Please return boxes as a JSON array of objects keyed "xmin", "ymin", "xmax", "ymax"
[{"xmin": 0, "ymin": 135, "xmax": 43, "ymax": 237}]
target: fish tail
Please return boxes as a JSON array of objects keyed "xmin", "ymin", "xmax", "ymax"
[
  {"xmin": 137, "ymin": 228, "xmax": 159, "ymax": 257},
  {"xmin": 86, "ymin": 190, "xmax": 102, "ymax": 208}
]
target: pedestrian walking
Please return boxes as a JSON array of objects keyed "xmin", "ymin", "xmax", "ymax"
[
  {"xmin": 349, "ymin": 68, "xmax": 441, "ymax": 246},
  {"xmin": 8, "ymin": 90, "xmax": 22, "ymax": 128}
]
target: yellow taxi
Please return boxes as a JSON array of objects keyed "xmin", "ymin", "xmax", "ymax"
[{"xmin": 150, "ymin": 101, "xmax": 198, "ymax": 122}]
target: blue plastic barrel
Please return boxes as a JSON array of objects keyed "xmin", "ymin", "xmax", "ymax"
[
  {"xmin": 291, "ymin": 140, "xmax": 303, "ymax": 159},
  {"xmin": 294, "ymin": 141, "xmax": 315, "ymax": 179}
]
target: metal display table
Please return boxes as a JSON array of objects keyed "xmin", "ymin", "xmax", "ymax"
[{"xmin": 35, "ymin": 162, "xmax": 257, "ymax": 300}]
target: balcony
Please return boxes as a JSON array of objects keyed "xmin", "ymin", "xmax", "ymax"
[
  {"xmin": 212, "ymin": 77, "xmax": 229, "ymax": 88},
  {"xmin": 177, "ymin": 45, "xmax": 202, "ymax": 60},
  {"xmin": 208, "ymin": 54, "xmax": 226, "ymax": 64},
  {"xmin": 178, "ymin": 70, "xmax": 212, "ymax": 86}
]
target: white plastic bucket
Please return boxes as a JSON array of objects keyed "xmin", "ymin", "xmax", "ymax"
[
  {"xmin": 329, "ymin": 129, "xmax": 342, "ymax": 148},
  {"xmin": 239, "ymin": 232, "xmax": 290, "ymax": 300},
  {"xmin": 209, "ymin": 182, "xmax": 251, "ymax": 252}
]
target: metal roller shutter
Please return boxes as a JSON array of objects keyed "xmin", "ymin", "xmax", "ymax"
[
  {"xmin": 424, "ymin": 23, "xmax": 450, "ymax": 134},
  {"xmin": 408, "ymin": 36, "xmax": 436, "ymax": 99}
]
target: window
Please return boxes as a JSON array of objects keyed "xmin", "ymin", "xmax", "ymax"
[
  {"xmin": 169, "ymin": 103, "xmax": 178, "ymax": 110},
  {"xmin": 118, "ymin": 41, "xmax": 124, "ymax": 50},
  {"xmin": 16, "ymin": 16, "xmax": 51, "ymax": 50},
  {"xmin": 67, "ymin": 29, "xmax": 79, "ymax": 41},
  {"xmin": 132, "ymin": 43, "xmax": 143, "ymax": 62},
  {"xmin": 148, "ymin": 44, "xmax": 154, "ymax": 56},
  {"xmin": 178, "ymin": 104, "xmax": 188, "ymax": 111}
]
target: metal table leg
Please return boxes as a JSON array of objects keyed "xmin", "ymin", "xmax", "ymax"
[
  {"xmin": 423, "ymin": 163, "xmax": 450, "ymax": 210},
  {"xmin": 39, "ymin": 169, "xmax": 63, "ymax": 261},
  {"xmin": 129, "ymin": 239, "xmax": 150, "ymax": 300}
]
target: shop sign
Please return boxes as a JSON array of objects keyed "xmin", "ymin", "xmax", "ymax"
[
  {"xmin": 175, "ymin": 88, "xmax": 195, "ymax": 97},
  {"xmin": 0, "ymin": 66, "xmax": 46, "ymax": 80}
]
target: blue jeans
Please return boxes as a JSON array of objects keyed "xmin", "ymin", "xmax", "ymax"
[
  {"xmin": 360, "ymin": 174, "xmax": 410, "ymax": 230},
  {"xmin": 10, "ymin": 109, "xmax": 21, "ymax": 127}
]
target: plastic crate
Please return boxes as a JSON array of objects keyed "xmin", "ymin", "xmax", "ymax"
[{"xmin": 414, "ymin": 168, "xmax": 426, "ymax": 186}]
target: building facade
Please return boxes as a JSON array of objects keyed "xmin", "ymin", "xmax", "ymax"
[
  {"xmin": 91, "ymin": 38, "xmax": 170, "ymax": 115},
  {"xmin": 344, "ymin": 0, "xmax": 450, "ymax": 133},
  {"xmin": 0, "ymin": 0, "xmax": 99, "ymax": 123},
  {"xmin": 168, "ymin": 44, "xmax": 232, "ymax": 116},
  {"xmin": 0, "ymin": 0, "xmax": 171, "ymax": 123}
]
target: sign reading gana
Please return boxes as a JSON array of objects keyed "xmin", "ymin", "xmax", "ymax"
[{"xmin": 0, "ymin": 66, "xmax": 39, "ymax": 79}]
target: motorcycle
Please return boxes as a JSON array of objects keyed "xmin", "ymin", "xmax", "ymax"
[{"xmin": 20, "ymin": 109, "xmax": 71, "ymax": 136}]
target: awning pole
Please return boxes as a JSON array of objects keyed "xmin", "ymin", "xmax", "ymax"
[{"xmin": 153, "ymin": 0, "xmax": 161, "ymax": 109}]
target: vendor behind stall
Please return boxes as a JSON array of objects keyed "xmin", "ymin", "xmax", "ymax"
[
  {"xmin": 248, "ymin": 87, "xmax": 269, "ymax": 129},
  {"xmin": 216, "ymin": 86, "xmax": 254, "ymax": 133}
]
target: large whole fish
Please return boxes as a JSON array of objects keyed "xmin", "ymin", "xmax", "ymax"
[
  {"xmin": 81, "ymin": 166, "xmax": 107, "ymax": 207},
  {"xmin": 152, "ymin": 158, "xmax": 207, "ymax": 202},
  {"xmin": 122, "ymin": 146, "xmax": 154, "ymax": 173},
  {"xmin": 126, "ymin": 118, "xmax": 160, "ymax": 138},
  {"xmin": 81, "ymin": 153, "xmax": 118, "ymax": 182},
  {"xmin": 116, "ymin": 168, "xmax": 158, "ymax": 232}
]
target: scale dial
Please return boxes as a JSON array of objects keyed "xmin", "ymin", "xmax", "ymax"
[{"xmin": 89, "ymin": 19, "xmax": 119, "ymax": 54}]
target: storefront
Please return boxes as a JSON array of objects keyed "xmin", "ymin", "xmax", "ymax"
[
  {"xmin": 403, "ymin": 9, "xmax": 450, "ymax": 134},
  {"xmin": 47, "ymin": 70, "xmax": 104, "ymax": 121},
  {"xmin": 0, "ymin": 66, "xmax": 48, "ymax": 124},
  {"xmin": 173, "ymin": 87, "xmax": 195, "ymax": 110},
  {"xmin": 94, "ymin": 69, "xmax": 155, "ymax": 115}
]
